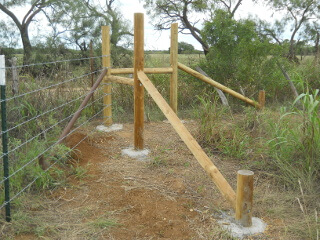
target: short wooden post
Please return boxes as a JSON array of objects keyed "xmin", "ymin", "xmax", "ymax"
[
  {"xmin": 258, "ymin": 90, "xmax": 265, "ymax": 110},
  {"xmin": 170, "ymin": 23, "xmax": 178, "ymax": 113},
  {"xmin": 102, "ymin": 26, "xmax": 112, "ymax": 126},
  {"xmin": 236, "ymin": 170, "xmax": 254, "ymax": 227},
  {"xmin": 134, "ymin": 13, "xmax": 145, "ymax": 150}
]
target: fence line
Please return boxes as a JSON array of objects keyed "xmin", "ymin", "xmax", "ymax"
[
  {"xmin": 1, "ymin": 84, "xmax": 110, "ymax": 136},
  {"xmin": 0, "ymin": 107, "xmax": 110, "ymax": 210},
  {"xmin": 0, "ymin": 95, "xmax": 109, "ymax": 185},
  {"xmin": 0, "ymin": 68, "xmax": 106, "ymax": 103},
  {"xmin": 0, "ymin": 55, "xmax": 110, "ymax": 70},
  {"xmin": 0, "ymin": 51, "xmax": 111, "ymax": 221}
]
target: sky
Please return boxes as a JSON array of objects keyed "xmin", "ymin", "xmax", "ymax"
[{"xmin": 118, "ymin": 0, "xmax": 282, "ymax": 51}]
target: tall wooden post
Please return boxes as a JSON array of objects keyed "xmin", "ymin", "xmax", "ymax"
[
  {"xmin": 236, "ymin": 170, "xmax": 254, "ymax": 227},
  {"xmin": 102, "ymin": 26, "xmax": 112, "ymax": 126},
  {"xmin": 258, "ymin": 90, "xmax": 265, "ymax": 110},
  {"xmin": 134, "ymin": 13, "xmax": 145, "ymax": 150},
  {"xmin": 170, "ymin": 23, "xmax": 178, "ymax": 113}
]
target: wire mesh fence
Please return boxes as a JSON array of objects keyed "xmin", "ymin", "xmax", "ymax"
[{"xmin": 0, "ymin": 54, "xmax": 111, "ymax": 221}]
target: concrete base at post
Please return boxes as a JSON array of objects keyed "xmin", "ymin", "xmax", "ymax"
[
  {"xmin": 121, "ymin": 147, "xmax": 150, "ymax": 161},
  {"xmin": 96, "ymin": 124, "xmax": 123, "ymax": 132},
  {"xmin": 217, "ymin": 211, "xmax": 266, "ymax": 239}
]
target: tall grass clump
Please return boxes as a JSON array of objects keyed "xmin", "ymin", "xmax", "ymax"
[
  {"xmin": 267, "ymin": 90, "xmax": 320, "ymax": 192},
  {"xmin": 195, "ymin": 95, "xmax": 256, "ymax": 160}
]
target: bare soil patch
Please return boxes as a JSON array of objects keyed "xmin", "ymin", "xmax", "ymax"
[{"xmin": 1, "ymin": 121, "xmax": 307, "ymax": 239}]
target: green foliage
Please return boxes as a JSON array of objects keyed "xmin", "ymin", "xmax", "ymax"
[
  {"xmin": 294, "ymin": 59, "xmax": 320, "ymax": 90},
  {"xmin": 196, "ymin": 87, "xmax": 320, "ymax": 192},
  {"xmin": 267, "ymin": 90, "xmax": 320, "ymax": 192},
  {"xmin": 178, "ymin": 41, "xmax": 195, "ymax": 54},
  {"xmin": 90, "ymin": 217, "xmax": 119, "ymax": 229},
  {"xmin": 149, "ymin": 156, "xmax": 167, "ymax": 168},
  {"xmin": 0, "ymin": 138, "xmax": 71, "ymax": 206},
  {"xmin": 201, "ymin": 10, "xmax": 273, "ymax": 94},
  {"xmin": 71, "ymin": 164, "xmax": 89, "ymax": 180},
  {"xmin": 195, "ymin": 94, "xmax": 253, "ymax": 160}
]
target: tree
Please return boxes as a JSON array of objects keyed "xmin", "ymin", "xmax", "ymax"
[
  {"xmin": 142, "ymin": 0, "xmax": 210, "ymax": 54},
  {"xmin": 142, "ymin": 0, "xmax": 243, "ymax": 55},
  {"xmin": 41, "ymin": 0, "xmax": 101, "ymax": 55},
  {"xmin": 83, "ymin": 0, "xmax": 133, "ymax": 66},
  {"xmin": 264, "ymin": 0, "xmax": 320, "ymax": 61},
  {"xmin": 0, "ymin": 0, "xmax": 58, "ymax": 63},
  {"xmin": 304, "ymin": 22, "xmax": 320, "ymax": 63},
  {"xmin": 0, "ymin": 0, "xmax": 133, "ymax": 66},
  {"xmin": 178, "ymin": 41, "xmax": 195, "ymax": 53},
  {"xmin": 201, "ymin": 10, "xmax": 271, "ymax": 91}
]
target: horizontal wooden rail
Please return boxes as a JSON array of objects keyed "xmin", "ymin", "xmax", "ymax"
[
  {"xmin": 138, "ymin": 70, "xmax": 236, "ymax": 209},
  {"xmin": 107, "ymin": 75, "xmax": 134, "ymax": 86},
  {"xmin": 110, "ymin": 67, "xmax": 173, "ymax": 75},
  {"xmin": 177, "ymin": 62, "xmax": 261, "ymax": 109}
]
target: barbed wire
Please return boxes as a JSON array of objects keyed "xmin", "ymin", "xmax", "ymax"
[
  {"xmin": 0, "ymin": 68, "xmax": 109, "ymax": 103},
  {"xmin": 2, "ymin": 86, "xmax": 103, "ymax": 135},
  {"xmin": 0, "ymin": 55, "xmax": 110, "ymax": 70},
  {"xmin": 0, "ymin": 108, "xmax": 108, "ymax": 210},
  {"xmin": 0, "ymin": 93, "xmax": 107, "ymax": 162},
  {"xmin": 0, "ymin": 103, "xmax": 110, "ymax": 186}
]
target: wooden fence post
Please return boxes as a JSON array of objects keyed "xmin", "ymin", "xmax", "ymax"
[
  {"xmin": 90, "ymin": 41, "xmax": 95, "ymax": 112},
  {"xmin": 258, "ymin": 90, "xmax": 265, "ymax": 110},
  {"xmin": 10, "ymin": 57, "xmax": 19, "ymax": 96},
  {"xmin": 102, "ymin": 26, "xmax": 112, "ymax": 126},
  {"xmin": 170, "ymin": 23, "xmax": 178, "ymax": 113},
  {"xmin": 134, "ymin": 13, "xmax": 145, "ymax": 150},
  {"xmin": 236, "ymin": 170, "xmax": 254, "ymax": 227}
]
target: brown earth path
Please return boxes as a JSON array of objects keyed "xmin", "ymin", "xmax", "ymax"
[{"xmin": 8, "ymin": 121, "xmax": 283, "ymax": 239}]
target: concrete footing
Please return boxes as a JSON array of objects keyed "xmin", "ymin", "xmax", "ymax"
[
  {"xmin": 217, "ymin": 212, "xmax": 267, "ymax": 239},
  {"xmin": 96, "ymin": 124, "xmax": 123, "ymax": 132},
  {"xmin": 121, "ymin": 147, "xmax": 150, "ymax": 161}
]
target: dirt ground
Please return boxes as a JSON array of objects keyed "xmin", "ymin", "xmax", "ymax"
[{"xmin": 1, "ymin": 121, "xmax": 301, "ymax": 239}]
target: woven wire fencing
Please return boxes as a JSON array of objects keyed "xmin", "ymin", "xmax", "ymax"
[{"xmin": 0, "ymin": 55, "xmax": 110, "ymax": 221}]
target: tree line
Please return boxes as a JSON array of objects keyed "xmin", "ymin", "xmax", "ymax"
[
  {"xmin": 0, "ymin": 0, "xmax": 319, "ymax": 99},
  {"xmin": 0, "ymin": 0, "xmax": 132, "ymax": 65},
  {"xmin": 1, "ymin": 0, "xmax": 319, "ymax": 61}
]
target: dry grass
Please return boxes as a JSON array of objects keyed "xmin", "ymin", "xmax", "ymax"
[{"xmin": 1, "ymin": 121, "xmax": 318, "ymax": 239}]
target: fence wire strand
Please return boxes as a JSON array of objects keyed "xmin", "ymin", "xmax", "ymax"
[
  {"xmin": 0, "ymin": 108, "xmax": 109, "ymax": 210},
  {"xmin": 1, "ymin": 55, "xmax": 110, "ymax": 70},
  {"xmin": 0, "ymin": 68, "xmax": 108, "ymax": 103},
  {"xmin": 0, "ymin": 53, "xmax": 113, "ymax": 216},
  {"xmin": 2, "ymin": 85, "xmax": 103, "ymax": 135},
  {"xmin": 0, "ymin": 96, "xmax": 110, "ymax": 184}
]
